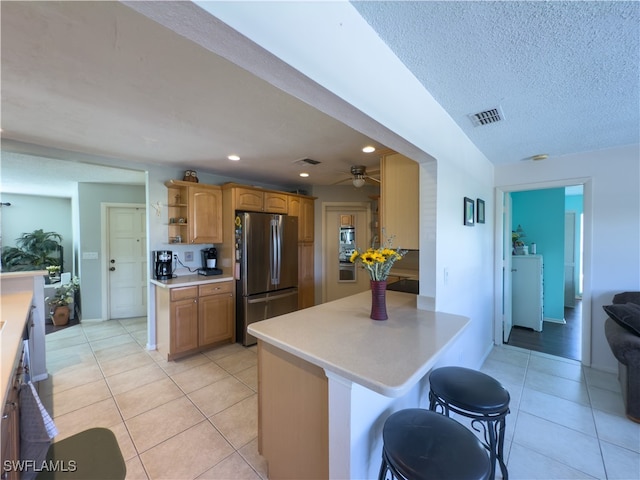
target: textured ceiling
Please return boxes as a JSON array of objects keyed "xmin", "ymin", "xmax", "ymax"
[
  {"xmin": 352, "ymin": 0, "xmax": 639, "ymax": 163},
  {"xmin": 1, "ymin": 1, "xmax": 638, "ymax": 197}
]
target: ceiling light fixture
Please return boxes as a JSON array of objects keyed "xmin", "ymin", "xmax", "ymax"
[
  {"xmin": 352, "ymin": 175, "xmax": 366, "ymax": 188},
  {"xmin": 299, "ymin": 172, "xmax": 309, "ymax": 178},
  {"xmin": 228, "ymin": 154, "xmax": 240, "ymax": 161},
  {"xmin": 531, "ymin": 154, "xmax": 549, "ymax": 161},
  {"xmin": 362, "ymin": 146, "xmax": 375, "ymax": 153}
]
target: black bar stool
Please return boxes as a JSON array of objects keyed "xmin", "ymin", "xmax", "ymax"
[
  {"xmin": 428, "ymin": 366, "xmax": 510, "ymax": 480},
  {"xmin": 378, "ymin": 408, "xmax": 491, "ymax": 480}
]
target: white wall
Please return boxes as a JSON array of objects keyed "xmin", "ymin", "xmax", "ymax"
[
  {"xmin": 196, "ymin": 1, "xmax": 497, "ymax": 370},
  {"xmin": 0, "ymin": 193, "xmax": 73, "ymax": 272},
  {"xmin": 495, "ymin": 144, "xmax": 640, "ymax": 372}
]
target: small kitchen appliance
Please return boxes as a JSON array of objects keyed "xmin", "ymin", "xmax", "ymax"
[
  {"xmin": 199, "ymin": 247, "xmax": 222, "ymax": 276},
  {"xmin": 153, "ymin": 250, "xmax": 173, "ymax": 280}
]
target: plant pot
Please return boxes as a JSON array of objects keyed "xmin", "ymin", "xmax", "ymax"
[
  {"xmin": 370, "ymin": 280, "xmax": 388, "ymax": 321},
  {"xmin": 52, "ymin": 305, "xmax": 70, "ymax": 326}
]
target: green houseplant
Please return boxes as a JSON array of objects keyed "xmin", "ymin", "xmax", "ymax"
[
  {"xmin": 1, "ymin": 229, "xmax": 62, "ymax": 272},
  {"xmin": 46, "ymin": 276, "xmax": 79, "ymax": 326}
]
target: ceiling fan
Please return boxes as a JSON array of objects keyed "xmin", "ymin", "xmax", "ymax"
[{"xmin": 334, "ymin": 165, "xmax": 381, "ymax": 188}]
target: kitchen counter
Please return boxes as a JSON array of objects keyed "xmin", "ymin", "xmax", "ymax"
[
  {"xmin": 249, "ymin": 290, "xmax": 467, "ymax": 397},
  {"xmin": 1, "ymin": 291, "xmax": 32, "ymax": 407},
  {"xmin": 150, "ymin": 272, "xmax": 234, "ymax": 289},
  {"xmin": 1, "ymin": 271, "xmax": 47, "ymax": 384},
  {"xmin": 248, "ymin": 290, "xmax": 469, "ymax": 479}
]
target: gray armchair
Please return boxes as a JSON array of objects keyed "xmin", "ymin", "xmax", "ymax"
[{"xmin": 604, "ymin": 291, "xmax": 640, "ymax": 422}]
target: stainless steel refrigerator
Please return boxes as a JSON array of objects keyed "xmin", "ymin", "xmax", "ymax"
[{"xmin": 236, "ymin": 212, "xmax": 298, "ymax": 346}]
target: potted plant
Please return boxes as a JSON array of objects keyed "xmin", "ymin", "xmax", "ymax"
[
  {"xmin": 1, "ymin": 229, "xmax": 63, "ymax": 272},
  {"xmin": 46, "ymin": 276, "xmax": 79, "ymax": 326}
]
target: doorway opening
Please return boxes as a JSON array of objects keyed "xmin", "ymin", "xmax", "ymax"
[
  {"xmin": 497, "ymin": 182, "xmax": 589, "ymax": 363},
  {"xmin": 322, "ymin": 202, "xmax": 372, "ymax": 303}
]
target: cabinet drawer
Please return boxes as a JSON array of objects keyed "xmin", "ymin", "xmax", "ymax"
[
  {"xmin": 199, "ymin": 282, "xmax": 233, "ymax": 297},
  {"xmin": 170, "ymin": 286, "xmax": 198, "ymax": 301}
]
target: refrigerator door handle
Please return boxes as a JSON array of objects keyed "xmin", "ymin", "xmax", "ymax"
[
  {"xmin": 271, "ymin": 217, "xmax": 281, "ymax": 285},
  {"xmin": 246, "ymin": 289, "xmax": 298, "ymax": 304}
]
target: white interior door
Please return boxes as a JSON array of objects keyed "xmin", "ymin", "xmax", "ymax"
[
  {"xmin": 503, "ymin": 193, "xmax": 513, "ymax": 342},
  {"xmin": 108, "ymin": 206, "xmax": 147, "ymax": 319}
]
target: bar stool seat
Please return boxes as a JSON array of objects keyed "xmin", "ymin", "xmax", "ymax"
[
  {"xmin": 379, "ymin": 409, "xmax": 491, "ymax": 480},
  {"xmin": 429, "ymin": 367, "xmax": 510, "ymax": 480}
]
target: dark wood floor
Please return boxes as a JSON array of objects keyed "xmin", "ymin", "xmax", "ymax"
[{"xmin": 506, "ymin": 300, "xmax": 582, "ymax": 361}]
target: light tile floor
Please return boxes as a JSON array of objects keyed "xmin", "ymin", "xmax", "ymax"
[{"xmin": 39, "ymin": 318, "xmax": 639, "ymax": 479}]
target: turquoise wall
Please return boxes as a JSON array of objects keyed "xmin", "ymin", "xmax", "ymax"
[{"xmin": 512, "ymin": 188, "xmax": 565, "ymax": 321}]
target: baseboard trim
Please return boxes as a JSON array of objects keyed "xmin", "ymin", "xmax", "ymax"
[{"xmin": 544, "ymin": 317, "xmax": 566, "ymax": 324}]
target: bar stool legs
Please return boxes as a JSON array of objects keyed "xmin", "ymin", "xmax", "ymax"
[
  {"xmin": 378, "ymin": 409, "xmax": 491, "ymax": 480},
  {"xmin": 428, "ymin": 367, "xmax": 510, "ymax": 480}
]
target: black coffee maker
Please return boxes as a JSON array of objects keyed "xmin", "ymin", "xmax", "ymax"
[
  {"xmin": 153, "ymin": 250, "xmax": 173, "ymax": 280},
  {"xmin": 199, "ymin": 247, "xmax": 222, "ymax": 276}
]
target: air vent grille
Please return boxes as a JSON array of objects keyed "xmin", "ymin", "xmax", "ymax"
[
  {"xmin": 294, "ymin": 158, "xmax": 321, "ymax": 166},
  {"xmin": 469, "ymin": 107, "xmax": 503, "ymax": 126}
]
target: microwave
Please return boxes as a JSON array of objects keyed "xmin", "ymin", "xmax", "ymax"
[{"xmin": 340, "ymin": 227, "xmax": 355, "ymax": 244}]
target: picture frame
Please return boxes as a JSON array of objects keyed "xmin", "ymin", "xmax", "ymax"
[
  {"xmin": 476, "ymin": 198, "xmax": 485, "ymax": 224},
  {"xmin": 464, "ymin": 197, "xmax": 475, "ymax": 226}
]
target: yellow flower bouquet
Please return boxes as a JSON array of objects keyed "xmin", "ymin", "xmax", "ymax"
[{"xmin": 350, "ymin": 236, "xmax": 407, "ymax": 281}]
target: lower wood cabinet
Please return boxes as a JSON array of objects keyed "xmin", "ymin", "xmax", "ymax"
[
  {"xmin": 199, "ymin": 283, "xmax": 235, "ymax": 346},
  {"xmin": 156, "ymin": 281, "xmax": 234, "ymax": 360}
]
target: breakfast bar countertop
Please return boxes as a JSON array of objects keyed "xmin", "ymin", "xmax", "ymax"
[{"xmin": 248, "ymin": 290, "xmax": 469, "ymax": 397}]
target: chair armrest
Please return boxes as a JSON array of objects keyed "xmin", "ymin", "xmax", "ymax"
[{"xmin": 605, "ymin": 318, "xmax": 640, "ymax": 366}]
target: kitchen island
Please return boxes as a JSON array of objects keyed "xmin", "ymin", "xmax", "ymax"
[{"xmin": 248, "ymin": 290, "xmax": 469, "ymax": 479}]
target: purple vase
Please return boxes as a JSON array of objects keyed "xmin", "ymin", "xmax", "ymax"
[{"xmin": 370, "ymin": 280, "xmax": 388, "ymax": 320}]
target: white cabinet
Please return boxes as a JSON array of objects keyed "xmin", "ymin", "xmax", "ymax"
[{"xmin": 512, "ymin": 255, "xmax": 543, "ymax": 332}]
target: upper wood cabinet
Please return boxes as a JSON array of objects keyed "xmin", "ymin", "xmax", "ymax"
[
  {"xmin": 380, "ymin": 153, "xmax": 419, "ymax": 249},
  {"xmin": 166, "ymin": 180, "xmax": 223, "ymax": 244},
  {"xmin": 234, "ymin": 187, "xmax": 288, "ymax": 213},
  {"xmin": 288, "ymin": 195, "xmax": 315, "ymax": 243}
]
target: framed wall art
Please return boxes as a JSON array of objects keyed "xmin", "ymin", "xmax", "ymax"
[
  {"xmin": 476, "ymin": 198, "xmax": 485, "ymax": 224},
  {"xmin": 464, "ymin": 197, "xmax": 475, "ymax": 226}
]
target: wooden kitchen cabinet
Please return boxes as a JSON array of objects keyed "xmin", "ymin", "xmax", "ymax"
[
  {"xmin": 288, "ymin": 195, "xmax": 315, "ymax": 243},
  {"xmin": 198, "ymin": 282, "xmax": 234, "ymax": 346},
  {"xmin": 156, "ymin": 280, "xmax": 234, "ymax": 360},
  {"xmin": 234, "ymin": 186, "xmax": 288, "ymax": 213},
  {"xmin": 298, "ymin": 243, "xmax": 315, "ymax": 309},
  {"xmin": 380, "ymin": 153, "xmax": 419, "ymax": 249},
  {"xmin": 189, "ymin": 185, "xmax": 223, "ymax": 244},
  {"xmin": 165, "ymin": 180, "xmax": 223, "ymax": 244},
  {"xmin": 1, "ymin": 349, "xmax": 23, "ymax": 480},
  {"xmin": 171, "ymin": 296, "xmax": 199, "ymax": 355}
]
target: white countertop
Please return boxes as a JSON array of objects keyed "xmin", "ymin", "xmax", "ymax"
[
  {"xmin": 150, "ymin": 273, "xmax": 234, "ymax": 289},
  {"xmin": 248, "ymin": 290, "xmax": 469, "ymax": 397}
]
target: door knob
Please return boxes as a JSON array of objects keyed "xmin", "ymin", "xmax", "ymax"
[
  {"xmin": 110, "ymin": 259, "xmax": 115, "ymax": 263},
  {"xmin": 110, "ymin": 267, "xmax": 116, "ymax": 271}
]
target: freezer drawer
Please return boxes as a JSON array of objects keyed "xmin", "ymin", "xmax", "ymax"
[{"xmin": 237, "ymin": 287, "xmax": 298, "ymax": 346}]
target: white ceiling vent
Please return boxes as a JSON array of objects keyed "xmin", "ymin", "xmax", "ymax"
[{"xmin": 469, "ymin": 107, "xmax": 504, "ymax": 127}]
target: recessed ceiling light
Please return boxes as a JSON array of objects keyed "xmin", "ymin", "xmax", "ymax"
[
  {"xmin": 362, "ymin": 146, "xmax": 376, "ymax": 153},
  {"xmin": 228, "ymin": 154, "xmax": 240, "ymax": 161},
  {"xmin": 299, "ymin": 172, "xmax": 309, "ymax": 178},
  {"xmin": 531, "ymin": 154, "xmax": 549, "ymax": 161}
]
